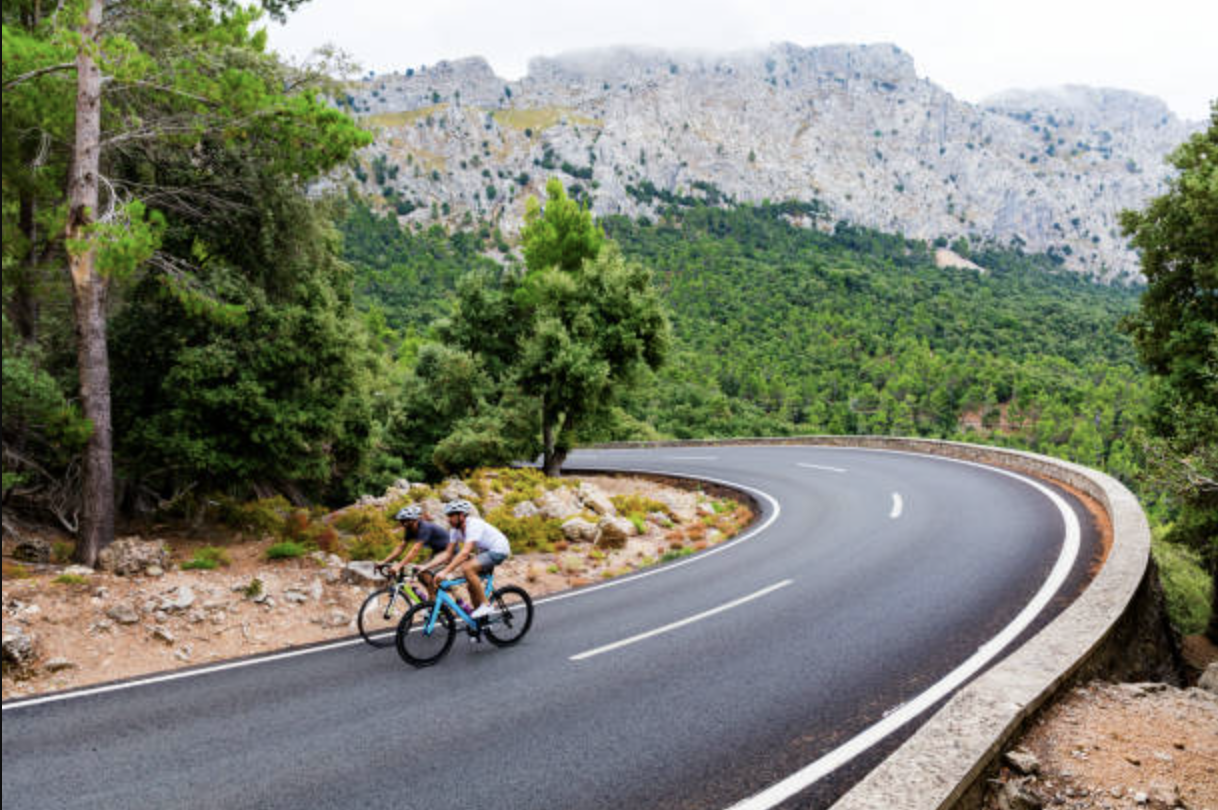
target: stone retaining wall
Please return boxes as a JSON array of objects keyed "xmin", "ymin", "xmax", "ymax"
[{"xmin": 586, "ymin": 436, "xmax": 1155, "ymax": 809}]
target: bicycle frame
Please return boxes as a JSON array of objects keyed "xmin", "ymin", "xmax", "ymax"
[
  {"xmin": 382, "ymin": 575, "xmax": 424, "ymax": 617},
  {"xmin": 424, "ymin": 573, "xmax": 496, "ymax": 634}
]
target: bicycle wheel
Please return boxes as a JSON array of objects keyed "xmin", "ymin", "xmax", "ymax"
[
  {"xmin": 358, "ymin": 587, "xmax": 406, "ymax": 648},
  {"xmin": 396, "ymin": 601, "xmax": 455, "ymax": 667},
  {"xmin": 484, "ymin": 585, "xmax": 533, "ymax": 647}
]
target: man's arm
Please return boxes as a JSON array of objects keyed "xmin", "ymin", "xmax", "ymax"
[
  {"xmin": 377, "ymin": 539, "xmax": 408, "ymax": 567},
  {"xmin": 390, "ymin": 542, "xmax": 424, "ymax": 574},
  {"xmin": 437, "ymin": 541, "xmax": 474, "ymax": 579}
]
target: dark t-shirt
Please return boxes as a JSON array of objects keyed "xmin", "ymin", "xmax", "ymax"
[{"xmin": 408, "ymin": 520, "xmax": 452, "ymax": 555}]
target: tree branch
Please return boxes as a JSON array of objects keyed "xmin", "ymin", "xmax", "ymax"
[{"xmin": 2, "ymin": 61, "xmax": 77, "ymax": 90}]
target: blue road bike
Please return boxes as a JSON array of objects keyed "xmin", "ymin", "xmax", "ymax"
[{"xmin": 395, "ymin": 572, "xmax": 533, "ymax": 667}]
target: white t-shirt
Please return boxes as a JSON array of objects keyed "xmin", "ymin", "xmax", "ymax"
[{"xmin": 453, "ymin": 516, "xmax": 510, "ymax": 557}]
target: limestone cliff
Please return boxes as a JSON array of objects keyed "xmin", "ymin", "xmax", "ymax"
[{"xmin": 343, "ymin": 43, "xmax": 1202, "ymax": 281}]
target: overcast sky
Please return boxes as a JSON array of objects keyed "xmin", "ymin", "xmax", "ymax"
[{"xmin": 270, "ymin": 0, "xmax": 1216, "ymax": 121}]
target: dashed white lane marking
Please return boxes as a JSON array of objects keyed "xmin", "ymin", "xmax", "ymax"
[
  {"xmin": 721, "ymin": 461, "xmax": 1080, "ymax": 810},
  {"xmin": 797, "ymin": 462, "xmax": 847, "ymax": 473},
  {"xmin": 890, "ymin": 492, "xmax": 904, "ymax": 519},
  {"xmin": 569, "ymin": 580, "xmax": 793, "ymax": 661}
]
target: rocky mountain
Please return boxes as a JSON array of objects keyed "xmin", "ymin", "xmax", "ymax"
[{"xmin": 341, "ymin": 43, "xmax": 1202, "ymax": 281}]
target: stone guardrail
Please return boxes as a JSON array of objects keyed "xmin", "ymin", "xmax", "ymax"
[{"xmin": 585, "ymin": 436, "xmax": 1153, "ymax": 809}]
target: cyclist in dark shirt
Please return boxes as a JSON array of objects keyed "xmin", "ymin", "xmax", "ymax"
[{"xmin": 378, "ymin": 505, "xmax": 455, "ymax": 598}]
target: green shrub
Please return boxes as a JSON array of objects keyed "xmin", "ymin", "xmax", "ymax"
[
  {"xmin": 1152, "ymin": 530, "xmax": 1212, "ymax": 635},
  {"xmin": 3, "ymin": 561, "xmax": 32, "ymax": 579},
  {"xmin": 659, "ymin": 547, "xmax": 695, "ymax": 563},
  {"xmin": 336, "ymin": 506, "xmax": 398, "ymax": 560},
  {"xmin": 220, "ymin": 496, "xmax": 290, "ymax": 536},
  {"xmin": 485, "ymin": 505, "xmax": 563, "ymax": 553},
  {"xmin": 266, "ymin": 541, "xmax": 308, "ymax": 560},
  {"xmin": 51, "ymin": 540, "xmax": 76, "ymax": 564},
  {"xmin": 182, "ymin": 546, "xmax": 232, "ymax": 570},
  {"xmin": 611, "ymin": 493, "xmax": 668, "ymax": 516},
  {"xmin": 243, "ymin": 577, "xmax": 263, "ymax": 598},
  {"xmin": 53, "ymin": 573, "xmax": 89, "ymax": 586}
]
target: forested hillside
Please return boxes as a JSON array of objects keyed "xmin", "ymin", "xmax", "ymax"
[{"xmin": 342, "ymin": 199, "xmax": 1149, "ymax": 490}]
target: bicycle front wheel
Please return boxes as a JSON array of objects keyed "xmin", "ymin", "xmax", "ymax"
[
  {"xmin": 396, "ymin": 601, "xmax": 455, "ymax": 667},
  {"xmin": 358, "ymin": 587, "xmax": 406, "ymax": 648},
  {"xmin": 484, "ymin": 585, "xmax": 533, "ymax": 647}
]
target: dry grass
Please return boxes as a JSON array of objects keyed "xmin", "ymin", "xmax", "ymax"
[{"xmin": 492, "ymin": 106, "xmax": 603, "ymax": 132}]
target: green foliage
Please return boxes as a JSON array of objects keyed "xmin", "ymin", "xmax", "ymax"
[
  {"xmin": 53, "ymin": 573, "xmax": 90, "ymax": 586},
  {"xmin": 266, "ymin": 541, "xmax": 307, "ymax": 560},
  {"xmin": 1120, "ymin": 104, "xmax": 1217, "ymax": 638},
  {"xmin": 243, "ymin": 577, "xmax": 264, "ymax": 598},
  {"xmin": 219, "ymin": 497, "xmax": 290, "ymax": 537},
  {"xmin": 3, "ymin": 0, "xmax": 377, "ymax": 521},
  {"xmin": 1152, "ymin": 529, "xmax": 1213, "ymax": 635},
  {"xmin": 484, "ymin": 505, "xmax": 563, "ymax": 553},
  {"xmin": 51, "ymin": 540, "xmax": 76, "ymax": 564},
  {"xmin": 611, "ymin": 493, "xmax": 668, "ymax": 516},
  {"xmin": 181, "ymin": 546, "xmax": 232, "ymax": 570},
  {"xmin": 521, "ymin": 178, "xmax": 605, "ymax": 275},
  {"xmin": 659, "ymin": 546, "xmax": 695, "ymax": 563},
  {"xmin": 598, "ymin": 205, "xmax": 1147, "ymax": 486}
]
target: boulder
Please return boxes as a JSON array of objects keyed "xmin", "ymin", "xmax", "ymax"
[
  {"xmin": 105, "ymin": 603, "xmax": 141, "ymax": 625},
  {"xmin": 323, "ymin": 609, "xmax": 351, "ymax": 628},
  {"xmin": 342, "ymin": 561, "xmax": 386, "ymax": 586},
  {"xmin": 577, "ymin": 483, "xmax": 616, "ymax": 516},
  {"xmin": 595, "ymin": 517, "xmax": 634, "ymax": 550},
  {"xmin": 538, "ymin": 488, "xmax": 582, "ymax": 521},
  {"xmin": 12, "ymin": 537, "xmax": 51, "ymax": 564},
  {"xmin": 654, "ymin": 491, "xmax": 697, "ymax": 522},
  {"xmin": 44, "ymin": 657, "xmax": 75, "ymax": 673},
  {"xmin": 2, "ymin": 627, "xmax": 37, "ymax": 673},
  {"xmin": 161, "ymin": 585, "xmax": 196, "ymax": 613},
  {"xmin": 283, "ymin": 589, "xmax": 309, "ymax": 605},
  {"xmin": 996, "ymin": 777, "xmax": 1044, "ymax": 810},
  {"xmin": 97, "ymin": 537, "xmax": 170, "ymax": 576},
  {"xmin": 1199, "ymin": 663, "xmax": 1218, "ymax": 695},
  {"xmin": 561, "ymin": 518, "xmax": 599, "ymax": 544},
  {"xmin": 1004, "ymin": 748, "xmax": 1040, "ymax": 776},
  {"xmin": 440, "ymin": 478, "xmax": 478, "ymax": 502},
  {"xmin": 512, "ymin": 500, "xmax": 541, "ymax": 519},
  {"xmin": 151, "ymin": 627, "xmax": 176, "ymax": 645},
  {"xmin": 61, "ymin": 565, "xmax": 95, "ymax": 577}
]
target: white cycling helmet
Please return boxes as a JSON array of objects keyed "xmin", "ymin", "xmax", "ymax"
[
  {"xmin": 394, "ymin": 505, "xmax": 423, "ymax": 522},
  {"xmin": 442, "ymin": 499, "xmax": 474, "ymax": 515}
]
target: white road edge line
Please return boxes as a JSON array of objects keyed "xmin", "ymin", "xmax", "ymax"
[
  {"xmin": 722, "ymin": 458, "xmax": 1080, "ymax": 810},
  {"xmin": 570, "ymin": 580, "xmax": 793, "ymax": 662},
  {"xmin": 666, "ymin": 455, "xmax": 719, "ymax": 461},
  {"xmin": 797, "ymin": 462, "xmax": 847, "ymax": 473},
  {"xmin": 2, "ymin": 469, "xmax": 781, "ymax": 712},
  {"xmin": 890, "ymin": 492, "xmax": 904, "ymax": 519}
]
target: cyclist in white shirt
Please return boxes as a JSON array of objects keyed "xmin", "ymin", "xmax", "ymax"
[{"xmin": 435, "ymin": 499, "xmax": 511, "ymax": 620}]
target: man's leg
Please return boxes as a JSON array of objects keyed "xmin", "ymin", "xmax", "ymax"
[{"xmin": 462, "ymin": 559, "xmax": 487, "ymax": 607}]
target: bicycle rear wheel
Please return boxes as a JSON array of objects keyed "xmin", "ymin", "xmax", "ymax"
[
  {"xmin": 484, "ymin": 585, "xmax": 533, "ymax": 647},
  {"xmin": 358, "ymin": 587, "xmax": 407, "ymax": 648},
  {"xmin": 396, "ymin": 601, "xmax": 455, "ymax": 666}
]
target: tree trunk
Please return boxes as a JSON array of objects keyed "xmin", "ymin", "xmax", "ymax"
[
  {"xmin": 1208, "ymin": 567, "xmax": 1218, "ymax": 645},
  {"xmin": 67, "ymin": 0, "xmax": 113, "ymax": 568},
  {"xmin": 540, "ymin": 398, "xmax": 567, "ymax": 477},
  {"xmin": 8, "ymin": 192, "xmax": 41, "ymax": 343}
]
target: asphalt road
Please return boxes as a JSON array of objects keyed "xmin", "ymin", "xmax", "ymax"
[{"xmin": 2, "ymin": 445, "xmax": 1100, "ymax": 810}]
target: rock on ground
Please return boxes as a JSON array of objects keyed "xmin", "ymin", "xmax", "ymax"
[{"xmin": 97, "ymin": 538, "xmax": 171, "ymax": 576}]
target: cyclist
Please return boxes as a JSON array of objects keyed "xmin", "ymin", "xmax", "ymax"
[
  {"xmin": 378, "ymin": 505, "xmax": 455, "ymax": 599},
  {"xmin": 435, "ymin": 499, "xmax": 510, "ymax": 619}
]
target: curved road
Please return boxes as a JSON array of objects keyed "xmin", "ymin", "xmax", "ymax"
[{"xmin": 2, "ymin": 446, "xmax": 1100, "ymax": 809}]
